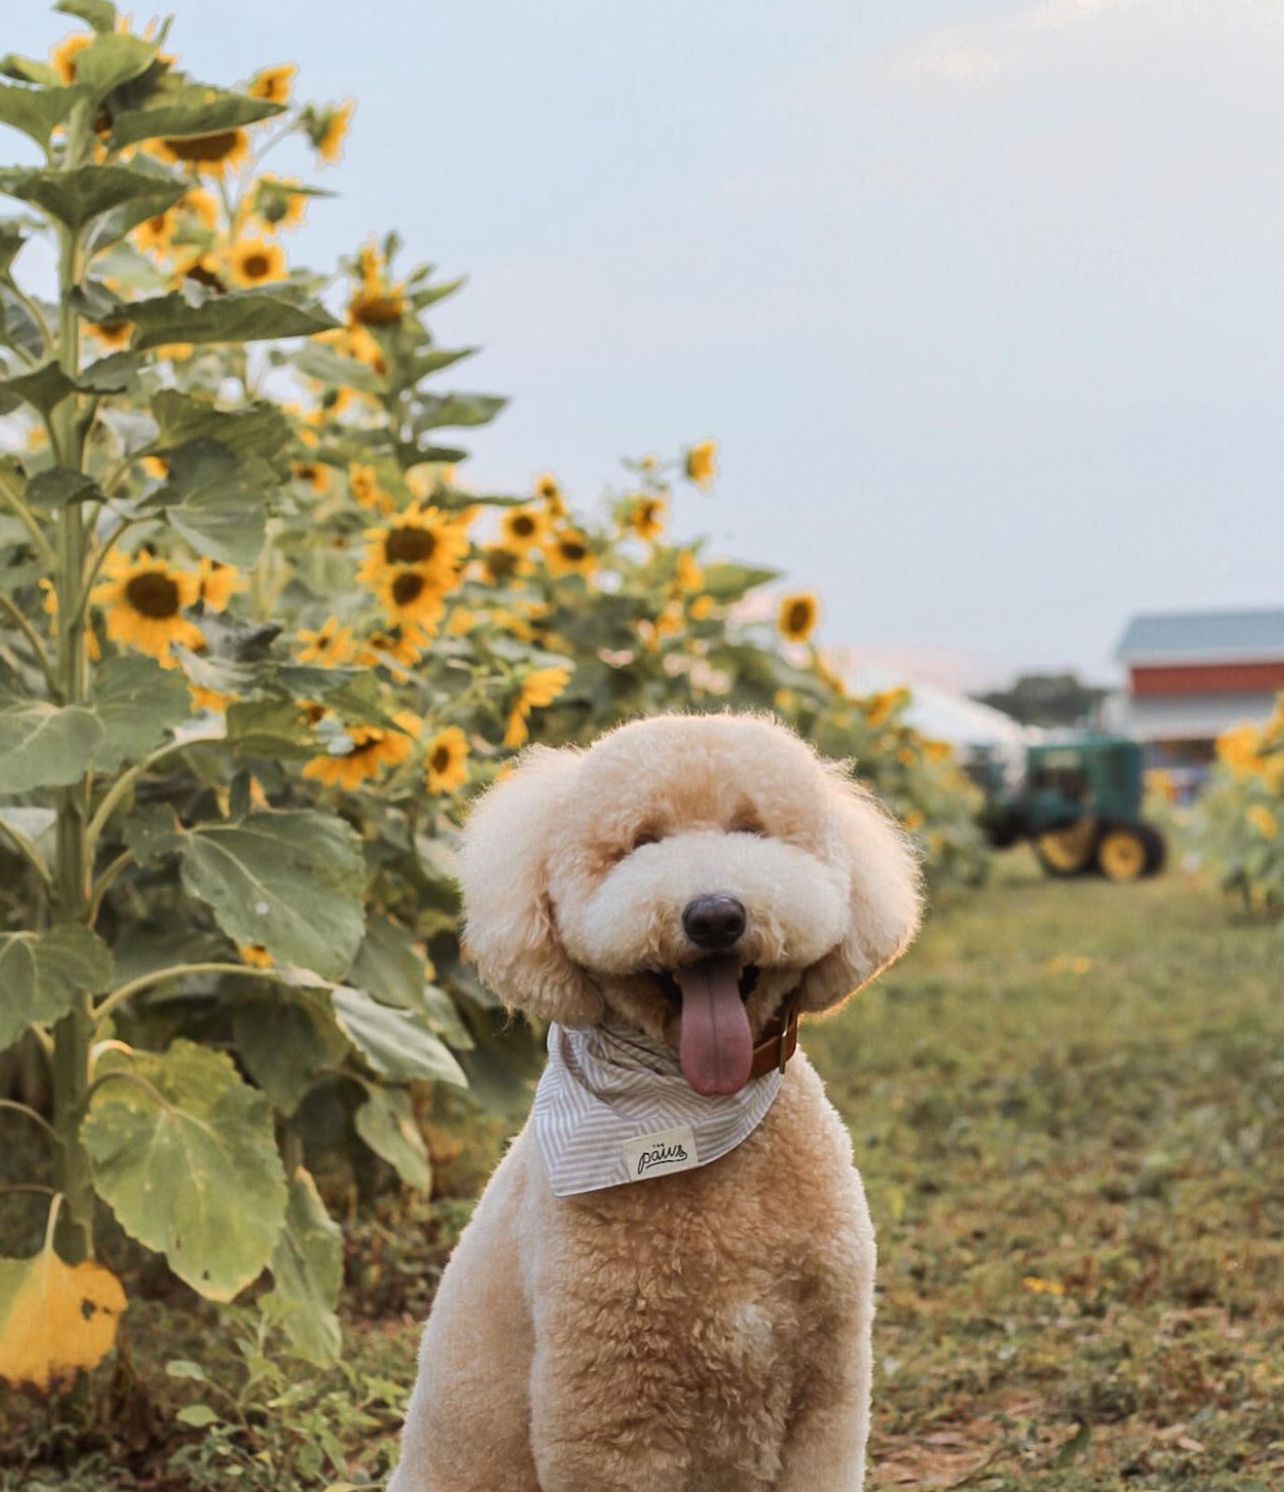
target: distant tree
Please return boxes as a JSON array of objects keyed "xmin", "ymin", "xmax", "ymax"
[{"xmin": 976, "ymin": 672, "xmax": 1108, "ymax": 728}]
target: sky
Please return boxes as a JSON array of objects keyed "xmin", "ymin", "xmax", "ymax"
[{"xmin": 6, "ymin": 0, "xmax": 1284, "ymax": 689}]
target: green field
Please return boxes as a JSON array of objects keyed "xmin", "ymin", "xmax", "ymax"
[{"xmin": 6, "ymin": 857, "xmax": 1282, "ymax": 1490}]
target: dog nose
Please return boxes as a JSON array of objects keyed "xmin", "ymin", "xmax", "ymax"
[{"xmin": 682, "ymin": 895, "xmax": 747, "ymax": 951}]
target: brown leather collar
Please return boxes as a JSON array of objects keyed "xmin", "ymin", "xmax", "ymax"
[{"xmin": 747, "ymin": 990, "xmax": 800, "ymax": 1081}]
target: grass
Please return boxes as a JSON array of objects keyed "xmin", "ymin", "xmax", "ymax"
[{"xmin": 4, "ymin": 855, "xmax": 1281, "ymax": 1489}]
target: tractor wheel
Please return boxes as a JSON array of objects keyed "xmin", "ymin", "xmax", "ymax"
[
  {"xmin": 1138, "ymin": 823, "xmax": 1167, "ymax": 877},
  {"xmin": 1034, "ymin": 819, "xmax": 1099, "ymax": 877},
  {"xmin": 1096, "ymin": 822, "xmax": 1150, "ymax": 883}
]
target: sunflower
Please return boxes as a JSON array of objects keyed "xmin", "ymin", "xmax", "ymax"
[
  {"xmin": 446, "ymin": 606, "xmax": 476, "ymax": 637},
  {"xmin": 544, "ymin": 530, "xmax": 596, "ymax": 579},
  {"xmin": 90, "ymin": 551, "xmax": 202, "ymax": 662},
  {"xmin": 238, "ymin": 943, "xmax": 275, "ymax": 969},
  {"xmin": 50, "ymin": 32, "xmax": 92, "ymax": 84},
  {"xmin": 296, "ymin": 616, "xmax": 355, "ymax": 667},
  {"xmin": 247, "ymin": 64, "xmax": 296, "ymax": 105},
  {"xmin": 626, "ymin": 496, "xmax": 666, "ymax": 542},
  {"xmin": 684, "ymin": 440, "xmax": 718, "ymax": 488},
  {"xmin": 189, "ymin": 681, "xmax": 236, "ymax": 714},
  {"xmin": 348, "ymin": 280, "xmax": 405, "ymax": 328},
  {"xmin": 195, "ymin": 558, "xmax": 244, "ymax": 613},
  {"xmin": 253, "ymin": 175, "xmax": 308, "ymax": 234},
  {"xmin": 229, "ymin": 237, "xmax": 287, "ymax": 287},
  {"xmin": 85, "ymin": 319, "xmax": 133, "ymax": 351},
  {"xmin": 133, "ymin": 208, "xmax": 176, "ymax": 255},
  {"xmin": 865, "ymin": 687, "xmax": 910, "ymax": 730},
  {"xmin": 370, "ymin": 568, "xmax": 449, "ymax": 634},
  {"xmin": 356, "ymin": 625, "xmax": 428, "ymax": 681},
  {"xmin": 141, "ymin": 455, "xmax": 169, "ymax": 481},
  {"xmin": 478, "ymin": 545, "xmax": 532, "ymax": 586},
  {"xmin": 503, "ymin": 666, "xmax": 571, "ymax": 749},
  {"xmin": 359, "ymin": 506, "xmax": 467, "ymax": 592},
  {"xmin": 182, "ymin": 188, "xmax": 220, "ymax": 231},
  {"xmin": 1247, "ymin": 804, "xmax": 1279, "ymax": 839},
  {"xmin": 178, "ymin": 254, "xmax": 227, "ymax": 293},
  {"xmin": 534, "ymin": 472, "xmax": 567, "ymax": 518},
  {"xmin": 674, "ymin": 549, "xmax": 704, "ymax": 594},
  {"xmin": 302, "ymin": 710, "xmax": 420, "ymax": 791},
  {"xmin": 349, "ymin": 463, "xmax": 392, "ymax": 513},
  {"xmin": 292, "ymin": 459, "xmax": 331, "ymax": 493},
  {"xmin": 314, "ymin": 102, "xmax": 354, "ymax": 165},
  {"xmin": 689, "ymin": 594, "xmax": 716, "ymax": 622},
  {"xmin": 777, "ymin": 592, "xmax": 819, "ymax": 644},
  {"xmin": 425, "ymin": 726, "xmax": 470, "ymax": 795},
  {"xmin": 500, "ymin": 506, "xmax": 549, "ymax": 551},
  {"xmin": 157, "ymin": 129, "xmax": 251, "ymax": 177}
]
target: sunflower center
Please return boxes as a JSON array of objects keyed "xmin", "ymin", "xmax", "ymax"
[
  {"xmin": 430, "ymin": 745, "xmax": 452, "ymax": 772},
  {"xmin": 242, "ymin": 253, "xmax": 270, "ymax": 278},
  {"xmin": 786, "ymin": 601, "xmax": 812, "ymax": 633},
  {"xmin": 560, "ymin": 540, "xmax": 587, "ymax": 561},
  {"xmin": 510, "ymin": 514, "xmax": 536, "ymax": 537},
  {"xmin": 125, "ymin": 571, "xmax": 181, "ymax": 619},
  {"xmin": 392, "ymin": 571, "xmax": 427, "ymax": 605},
  {"xmin": 166, "ymin": 130, "xmax": 241, "ymax": 163},
  {"xmin": 385, "ymin": 528, "xmax": 437, "ymax": 565}
]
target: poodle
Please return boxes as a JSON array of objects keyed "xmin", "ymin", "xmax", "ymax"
[{"xmin": 389, "ymin": 712, "xmax": 922, "ymax": 1492}]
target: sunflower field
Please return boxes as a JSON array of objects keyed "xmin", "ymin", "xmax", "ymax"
[
  {"xmin": 1188, "ymin": 697, "xmax": 1284, "ymax": 914},
  {"xmin": 0, "ymin": 0, "xmax": 986, "ymax": 1457}
]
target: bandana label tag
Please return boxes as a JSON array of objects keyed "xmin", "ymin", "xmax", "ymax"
[{"xmin": 622, "ymin": 1124, "xmax": 699, "ymax": 1183}]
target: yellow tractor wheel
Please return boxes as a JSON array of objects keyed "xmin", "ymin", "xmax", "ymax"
[
  {"xmin": 1096, "ymin": 825, "xmax": 1149, "ymax": 883},
  {"xmin": 1034, "ymin": 819, "xmax": 1098, "ymax": 877}
]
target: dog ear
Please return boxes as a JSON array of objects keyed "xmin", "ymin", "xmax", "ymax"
[
  {"xmin": 797, "ymin": 772, "xmax": 923, "ymax": 1014},
  {"xmin": 457, "ymin": 745, "xmax": 605, "ymax": 1026}
]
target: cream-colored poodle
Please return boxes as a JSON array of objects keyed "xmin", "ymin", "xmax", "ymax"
[{"xmin": 390, "ymin": 712, "xmax": 921, "ymax": 1492}]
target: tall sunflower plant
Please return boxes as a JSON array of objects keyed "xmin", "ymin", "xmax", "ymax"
[
  {"xmin": 0, "ymin": 0, "xmax": 985, "ymax": 1395},
  {"xmin": 1190, "ymin": 699, "xmax": 1284, "ymax": 915}
]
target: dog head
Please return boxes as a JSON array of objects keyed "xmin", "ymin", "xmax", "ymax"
[{"xmin": 458, "ymin": 712, "xmax": 921, "ymax": 1094}]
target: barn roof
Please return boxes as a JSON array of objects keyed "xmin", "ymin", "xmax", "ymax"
[{"xmin": 1116, "ymin": 608, "xmax": 1284, "ymax": 664}]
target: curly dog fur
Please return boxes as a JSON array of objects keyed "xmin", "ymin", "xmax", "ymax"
[{"xmin": 389, "ymin": 712, "xmax": 921, "ymax": 1491}]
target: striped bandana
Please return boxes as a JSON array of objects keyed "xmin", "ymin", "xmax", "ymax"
[{"xmin": 532, "ymin": 1018, "xmax": 785, "ymax": 1197}]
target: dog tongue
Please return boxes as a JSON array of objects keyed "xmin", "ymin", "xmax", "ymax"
[{"xmin": 677, "ymin": 957, "xmax": 753, "ymax": 1096}]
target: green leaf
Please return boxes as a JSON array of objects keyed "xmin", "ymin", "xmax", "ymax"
[
  {"xmin": 262, "ymin": 1168, "xmax": 342, "ymax": 1365},
  {"xmin": 0, "ymin": 361, "xmax": 78, "ymax": 415},
  {"xmin": 112, "ymin": 76, "xmax": 280, "ymax": 148},
  {"xmin": 287, "ymin": 341, "xmax": 384, "ymax": 394},
  {"xmin": 179, "ymin": 810, "xmax": 366, "ymax": 980},
  {"xmin": 0, "ymin": 701, "xmax": 104, "ymax": 792},
  {"xmin": 82, "ymin": 1041, "xmax": 287, "ymax": 1301},
  {"xmin": 353, "ymin": 1085, "xmax": 431, "ymax": 1192},
  {"xmin": 225, "ymin": 698, "xmax": 313, "ymax": 760},
  {"xmin": 70, "ymin": 33, "xmax": 157, "ymax": 103},
  {"xmin": 346, "ymin": 917, "xmax": 425, "ymax": 1009},
  {"xmin": 55, "ymin": 0, "xmax": 118, "ymax": 33},
  {"xmin": 409, "ymin": 275, "xmax": 466, "ymax": 311},
  {"xmin": 0, "ymin": 924, "xmax": 113, "ymax": 1048},
  {"xmin": 0, "ymin": 58, "xmax": 60, "ymax": 89},
  {"xmin": 149, "ymin": 390, "xmax": 293, "ymax": 471},
  {"xmin": 146, "ymin": 440, "xmax": 272, "ymax": 566},
  {"xmin": 422, "ymin": 984, "xmax": 473, "ymax": 1050},
  {"xmin": 0, "ymin": 218, "xmax": 33, "ymax": 279},
  {"xmin": 90, "ymin": 653, "xmax": 190, "ymax": 773},
  {"xmin": 0, "ymin": 165, "xmax": 184, "ymax": 231},
  {"xmin": 414, "ymin": 392, "xmax": 507, "ymax": 431},
  {"xmin": 0, "ymin": 83, "xmax": 77, "ymax": 148},
  {"xmin": 700, "ymin": 561, "xmax": 780, "ymax": 602},
  {"xmin": 79, "ymin": 349, "xmax": 144, "ymax": 392},
  {"xmin": 121, "ymin": 804, "xmax": 184, "ymax": 868},
  {"xmin": 233, "ymin": 991, "xmax": 349, "ymax": 1114},
  {"xmin": 405, "ymin": 346, "xmax": 477, "ymax": 383},
  {"xmin": 332, "ymin": 986, "xmax": 467, "ymax": 1086},
  {"xmin": 122, "ymin": 288, "xmax": 339, "ymax": 350},
  {"xmin": 175, "ymin": 1404, "xmax": 219, "ymax": 1428},
  {"xmin": 26, "ymin": 466, "xmax": 104, "ymax": 509}
]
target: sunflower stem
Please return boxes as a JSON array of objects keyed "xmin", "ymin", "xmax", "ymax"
[
  {"xmin": 93, "ymin": 962, "xmax": 286, "ymax": 1028},
  {"xmin": 48, "ymin": 96, "xmax": 97, "ymax": 1267}
]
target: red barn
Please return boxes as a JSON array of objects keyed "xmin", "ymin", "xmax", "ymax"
[{"xmin": 1115, "ymin": 608, "xmax": 1284, "ymax": 764}]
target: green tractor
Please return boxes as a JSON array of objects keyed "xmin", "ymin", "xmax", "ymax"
[{"xmin": 980, "ymin": 734, "xmax": 1165, "ymax": 883}]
